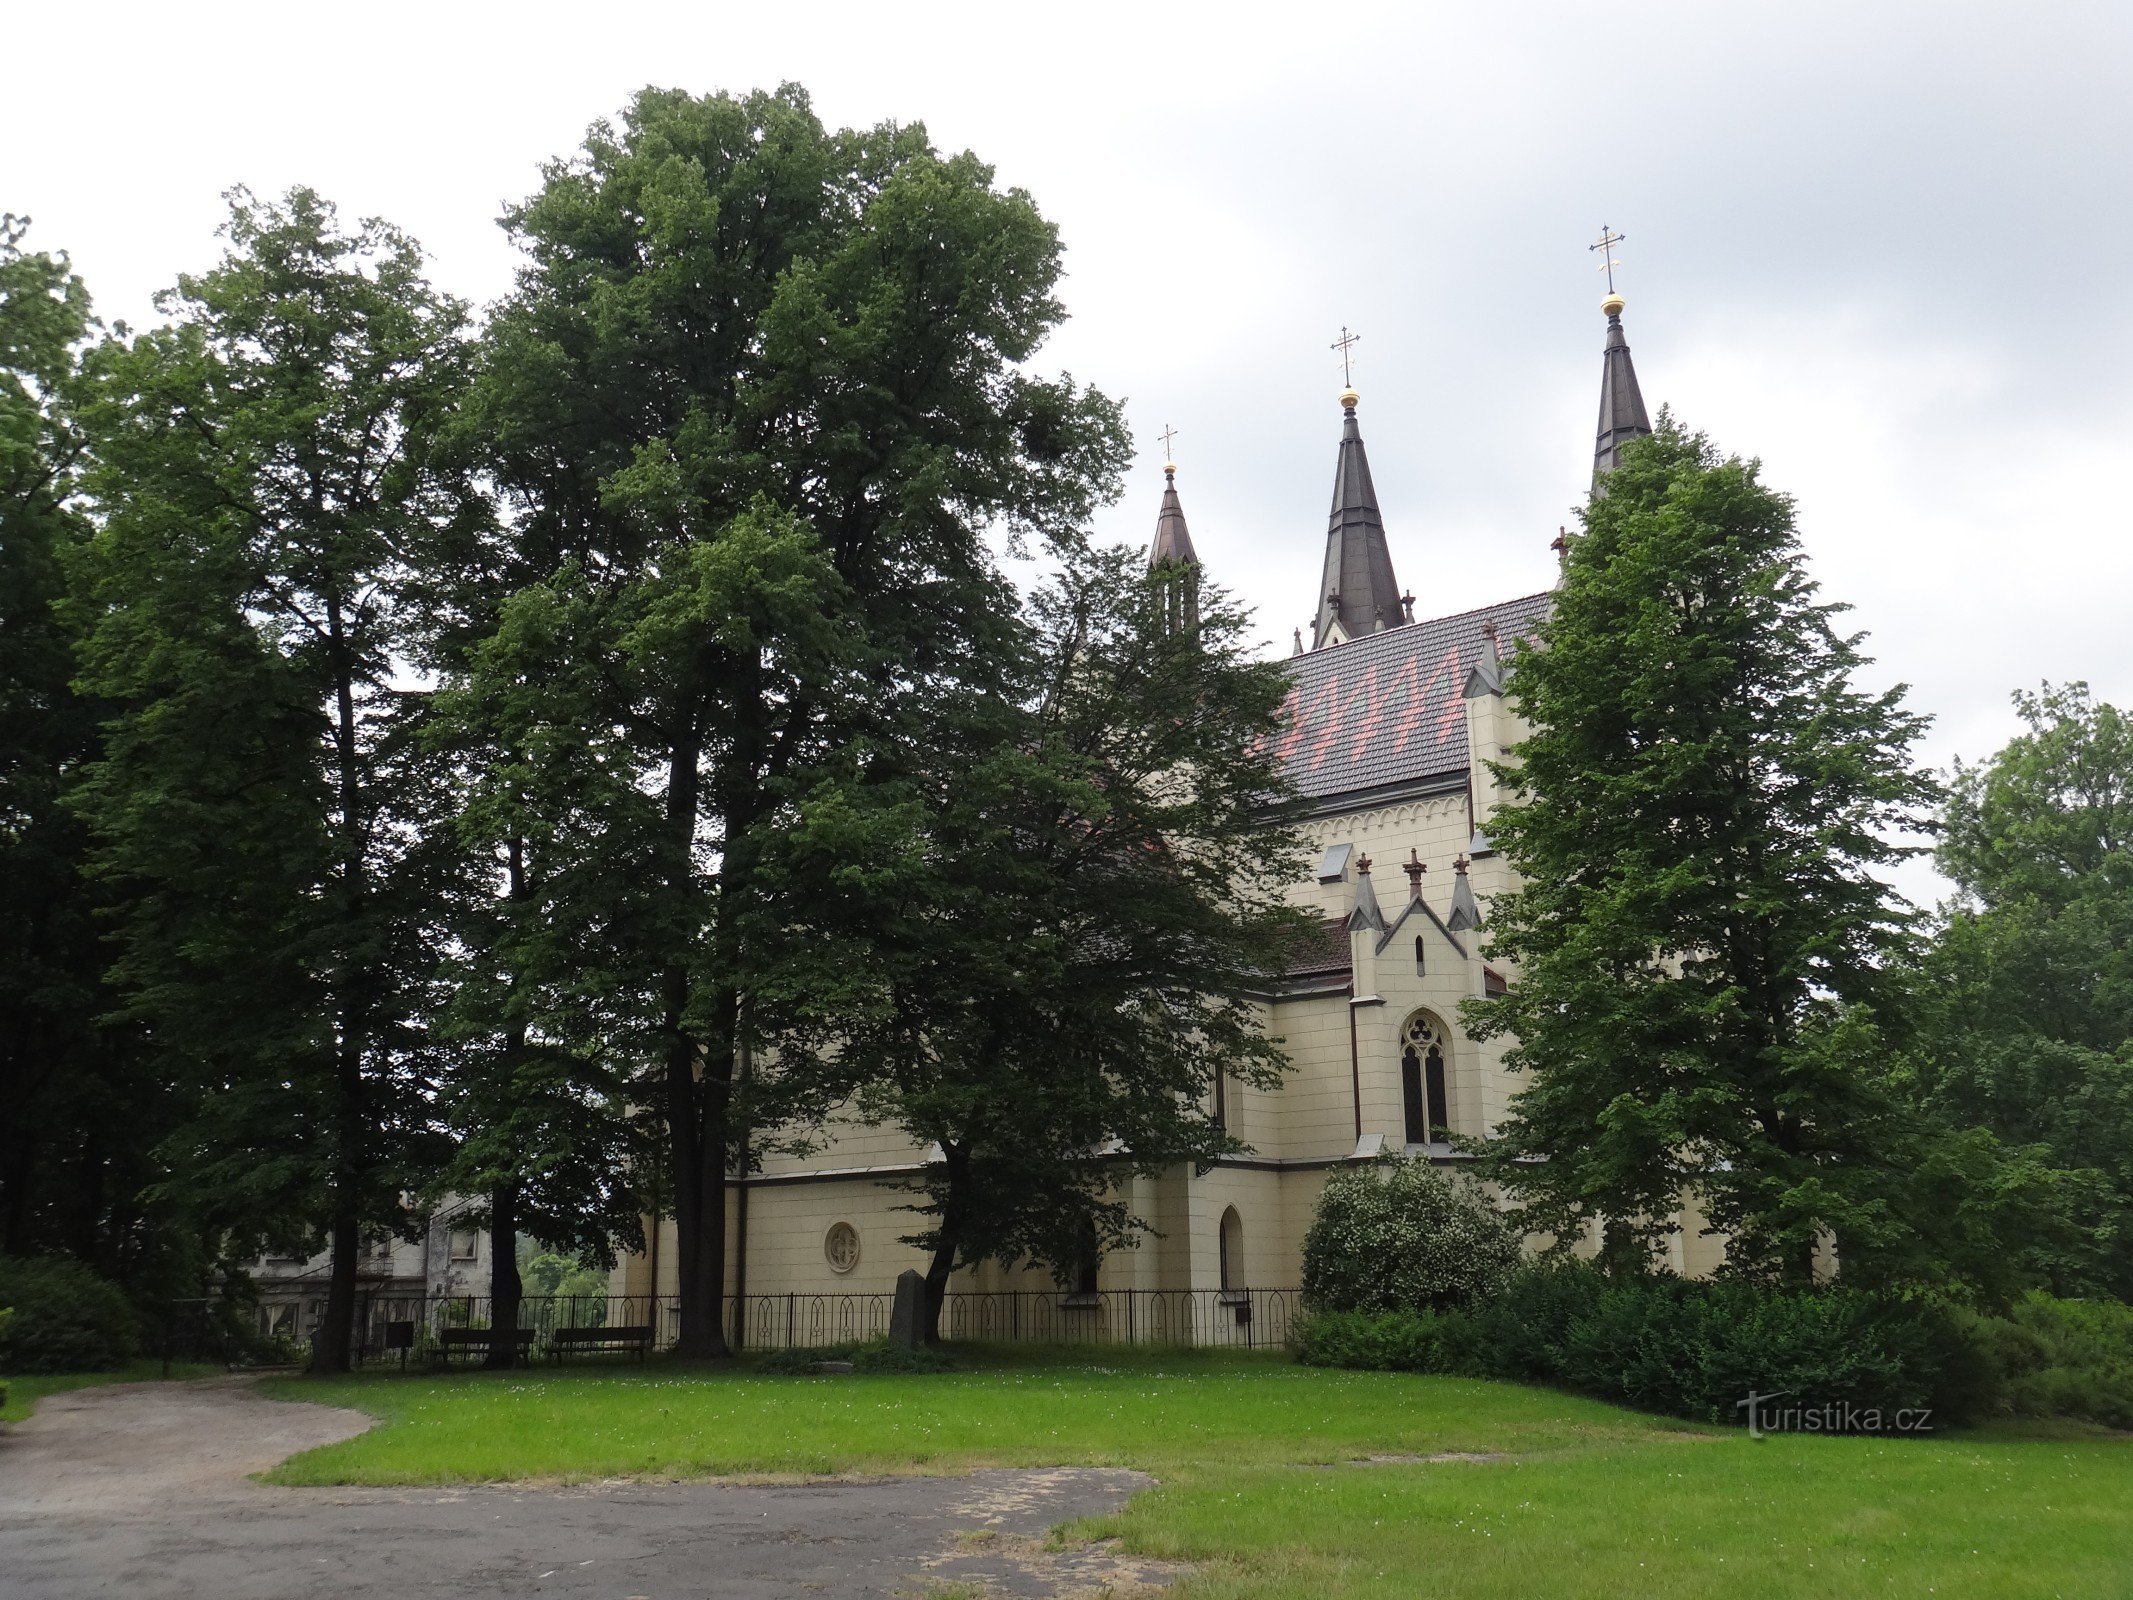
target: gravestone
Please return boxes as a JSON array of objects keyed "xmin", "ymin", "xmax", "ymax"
[{"xmin": 887, "ymin": 1268, "xmax": 927, "ymax": 1350}]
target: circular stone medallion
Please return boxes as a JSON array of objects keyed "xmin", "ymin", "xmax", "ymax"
[{"xmin": 824, "ymin": 1220, "xmax": 860, "ymax": 1274}]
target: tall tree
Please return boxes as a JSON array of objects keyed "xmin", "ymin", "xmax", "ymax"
[
  {"xmin": 1916, "ymin": 683, "xmax": 2133, "ymax": 1296},
  {"xmin": 1467, "ymin": 418, "xmax": 1936, "ymax": 1283},
  {"xmin": 779, "ymin": 544, "xmax": 1308, "ymax": 1340},
  {"xmin": 70, "ymin": 189, "xmax": 478, "ymax": 1370},
  {"xmin": 460, "ymin": 85, "xmax": 1126, "ymax": 1356},
  {"xmin": 0, "ymin": 215, "xmax": 152, "ymax": 1274}
]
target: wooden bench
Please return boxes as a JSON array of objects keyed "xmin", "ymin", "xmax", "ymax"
[
  {"xmin": 549, "ymin": 1325, "xmax": 655, "ymax": 1363},
  {"xmin": 431, "ymin": 1326, "xmax": 535, "ymax": 1367}
]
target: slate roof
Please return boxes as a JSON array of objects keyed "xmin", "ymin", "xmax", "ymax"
[
  {"xmin": 1274, "ymin": 591, "xmax": 1551, "ymax": 806},
  {"xmin": 1279, "ymin": 916, "xmax": 1354, "ymax": 982}
]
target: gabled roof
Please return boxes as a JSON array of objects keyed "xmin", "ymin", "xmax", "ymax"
[{"xmin": 1274, "ymin": 592, "xmax": 1551, "ymax": 805}]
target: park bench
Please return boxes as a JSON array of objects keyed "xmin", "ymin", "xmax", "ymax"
[
  {"xmin": 431, "ymin": 1326, "xmax": 535, "ymax": 1368},
  {"xmin": 549, "ymin": 1325, "xmax": 655, "ymax": 1363}
]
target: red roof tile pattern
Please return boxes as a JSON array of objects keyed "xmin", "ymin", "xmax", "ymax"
[{"xmin": 1275, "ymin": 592, "xmax": 1551, "ymax": 804}]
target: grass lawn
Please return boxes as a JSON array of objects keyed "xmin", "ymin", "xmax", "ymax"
[
  {"xmin": 1, "ymin": 1359, "xmax": 220, "ymax": 1424},
  {"xmin": 261, "ymin": 1347, "xmax": 2129, "ymax": 1600}
]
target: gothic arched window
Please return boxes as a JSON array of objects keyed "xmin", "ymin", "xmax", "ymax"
[
  {"xmin": 1400, "ymin": 1011, "xmax": 1451, "ymax": 1144},
  {"xmin": 1218, "ymin": 1206, "xmax": 1243, "ymax": 1292}
]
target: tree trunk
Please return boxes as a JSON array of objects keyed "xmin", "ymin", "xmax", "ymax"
[
  {"xmin": 920, "ymin": 1145, "xmax": 971, "ymax": 1346},
  {"xmin": 314, "ymin": 594, "xmax": 368, "ymax": 1378},
  {"xmin": 485, "ymin": 1180, "xmax": 523, "ymax": 1369},
  {"xmin": 314, "ymin": 1206, "xmax": 359, "ymax": 1373}
]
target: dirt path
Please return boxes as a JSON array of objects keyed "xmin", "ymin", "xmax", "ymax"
[{"xmin": 0, "ymin": 1378, "xmax": 1169, "ymax": 1599}]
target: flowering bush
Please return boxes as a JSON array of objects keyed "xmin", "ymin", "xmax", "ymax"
[{"xmin": 1300, "ymin": 1158, "xmax": 1522, "ymax": 1315}]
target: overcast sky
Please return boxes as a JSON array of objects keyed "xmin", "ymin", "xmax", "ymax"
[{"xmin": 9, "ymin": 0, "xmax": 2130, "ymax": 898}]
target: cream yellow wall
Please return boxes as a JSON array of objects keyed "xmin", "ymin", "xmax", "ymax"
[{"xmin": 605, "ymin": 666, "xmax": 1731, "ymax": 1304}]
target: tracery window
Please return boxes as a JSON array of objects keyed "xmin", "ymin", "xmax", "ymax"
[{"xmin": 1400, "ymin": 1011, "xmax": 1451, "ymax": 1144}]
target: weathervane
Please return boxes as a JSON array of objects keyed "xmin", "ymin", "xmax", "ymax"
[
  {"xmin": 1157, "ymin": 422, "xmax": 1179, "ymax": 469},
  {"xmin": 1331, "ymin": 325, "xmax": 1360, "ymax": 389},
  {"xmin": 1589, "ymin": 225, "xmax": 1626, "ymax": 293}
]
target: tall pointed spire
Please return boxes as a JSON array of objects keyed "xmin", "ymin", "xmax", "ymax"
[
  {"xmin": 1146, "ymin": 442, "xmax": 1200, "ymax": 634},
  {"xmin": 1313, "ymin": 387, "xmax": 1406, "ymax": 649},
  {"xmin": 1593, "ymin": 291, "xmax": 1652, "ymax": 482},
  {"xmin": 1147, "ymin": 463, "xmax": 1197, "ymax": 569}
]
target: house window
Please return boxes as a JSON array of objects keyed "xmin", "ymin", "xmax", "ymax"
[
  {"xmin": 1400, "ymin": 1012, "xmax": 1452, "ymax": 1143},
  {"xmin": 448, "ymin": 1229, "xmax": 479, "ymax": 1262}
]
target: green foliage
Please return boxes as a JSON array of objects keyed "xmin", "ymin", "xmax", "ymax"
[
  {"xmin": 69, "ymin": 188, "xmax": 478, "ymax": 1368},
  {"xmin": 1467, "ymin": 418, "xmax": 1938, "ymax": 1284},
  {"xmin": 452, "ymin": 85, "xmax": 1128, "ymax": 1356},
  {"xmin": 1963, "ymin": 1293, "xmax": 2133, "ymax": 1429},
  {"xmin": 516, "ymin": 1238, "xmax": 611, "ymax": 1301},
  {"xmin": 1300, "ymin": 1263, "xmax": 1990, "ymax": 1428},
  {"xmin": 1300, "ymin": 1158, "xmax": 1522, "ymax": 1315},
  {"xmin": 1293, "ymin": 1307, "xmax": 1459, "ymax": 1372},
  {"xmin": 0, "ymin": 1254, "xmax": 140, "ymax": 1374},
  {"xmin": 779, "ymin": 541, "xmax": 1307, "ymax": 1318},
  {"xmin": 1916, "ymin": 685, "xmax": 2133, "ymax": 1298}
]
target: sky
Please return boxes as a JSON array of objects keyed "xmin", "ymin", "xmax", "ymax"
[{"xmin": 8, "ymin": 0, "xmax": 2130, "ymax": 900}]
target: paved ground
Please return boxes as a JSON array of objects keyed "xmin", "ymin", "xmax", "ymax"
[{"xmin": 0, "ymin": 1378, "xmax": 1171, "ymax": 1600}]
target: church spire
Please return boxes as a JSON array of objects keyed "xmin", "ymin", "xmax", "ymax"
[
  {"xmin": 1146, "ymin": 449, "xmax": 1197, "ymax": 571},
  {"xmin": 1589, "ymin": 227, "xmax": 1652, "ymax": 482},
  {"xmin": 1147, "ymin": 431, "xmax": 1200, "ymax": 634},
  {"xmin": 1312, "ymin": 340, "xmax": 1406, "ymax": 648}
]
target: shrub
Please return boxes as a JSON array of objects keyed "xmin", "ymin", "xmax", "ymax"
[
  {"xmin": 1966, "ymin": 1293, "xmax": 2133, "ymax": 1429},
  {"xmin": 1294, "ymin": 1308, "xmax": 1457, "ymax": 1372},
  {"xmin": 1294, "ymin": 1259, "xmax": 1995, "ymax": 1432},
  {"xmin": 0, "ymin": 1256, "xmax": 140, "ymax": 1375},
  {"xmin": 1301, "ymin": 1159, "xmax": 1523, "ymax": 1315}
]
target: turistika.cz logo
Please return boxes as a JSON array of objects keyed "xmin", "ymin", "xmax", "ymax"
[{"xmin": 1735, "ymin": 1390, "xmax": 1935, "ymax": 1438}]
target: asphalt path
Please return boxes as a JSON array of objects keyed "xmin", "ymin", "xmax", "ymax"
[{"xmin": 0, "ymin": 1377, "xmax": 1168, "ymax": 1599}]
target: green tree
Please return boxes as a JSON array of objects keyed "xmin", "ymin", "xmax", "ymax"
[
  {"xmin": 781, "ymin": 544, "xmax": 1307, "ymax": 1340},
  {"xmin": 1918, "ymin": 684, "xmax": 2133, "ymax": 1296},
  {"xmin": 1467, "ymin": 418, "xmax": 1936, "ymax": 1284},
  {"xmin": 0, "ymin": 216, "xmax": 206, "ymax": 1297},
  {"xmin": 457, "ymin": 85, "xmax": 1126, "ymax": 1357},
  {"xmin": 69, "ymin": 189, "xmax": 479, "ymax": 1371}
]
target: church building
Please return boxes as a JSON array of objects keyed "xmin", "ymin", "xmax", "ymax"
[{"xmin": 615, "ymin": 287, "xmax": 1725, "ymax": 1331}]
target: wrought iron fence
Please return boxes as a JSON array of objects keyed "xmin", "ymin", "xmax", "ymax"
[{"xmin": 165, "ymin": 1285, "xmax": 1300, "ymax": 1368}]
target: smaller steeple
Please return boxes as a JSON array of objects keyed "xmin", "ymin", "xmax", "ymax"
[
  {"xmin": 1347, "ymin": 854, "xmax": 1386, "ymax": 933},
  {"xmin": 1588, "ymin": 228, "xmax": 1652, "ymax": 482},
  {"xmin": 1447, "ymin": 854, "xmax": 1483, "ymax": 932},
  {"xmin": 1147, "ymin": 429, "xmax": 1198, "ymax": 570},
  {"xmin": 1146, "ymin": 433, "xmax": 1201, "ymax": 634}
]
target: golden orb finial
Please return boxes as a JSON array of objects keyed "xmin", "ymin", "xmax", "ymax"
[
  {"xmin": 1601, "ymin": 292, "xmax": 1625, "ymax": 318},
  {"xmin": 1163, "ymin": 460, "xmax": 1177, "ymax": 476},
  {"xmin": 1338, "ymin": 386, "xmax": 1361, "ymax": 410}
]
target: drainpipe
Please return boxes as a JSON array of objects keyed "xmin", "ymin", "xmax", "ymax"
[
  {"xmin": 1347, "ymin": 982, "xmax": 1363, "ymax": 1143},
  {"xmin": 730, "ymin": 1033, "xmax": 753, "ymax": 1350}
]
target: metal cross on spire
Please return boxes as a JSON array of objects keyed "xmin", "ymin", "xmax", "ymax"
[
  {"xmin": 1589, "ymin": 225, "xmax": 1626, "ymax": 293},
  {"xmin": 1331, "ymin": 325, "xmax": 1360, "ymax": 388},
  {"xmin": 1157, "ymin": 423, "xmax": 1179, "ymax": 466}
]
